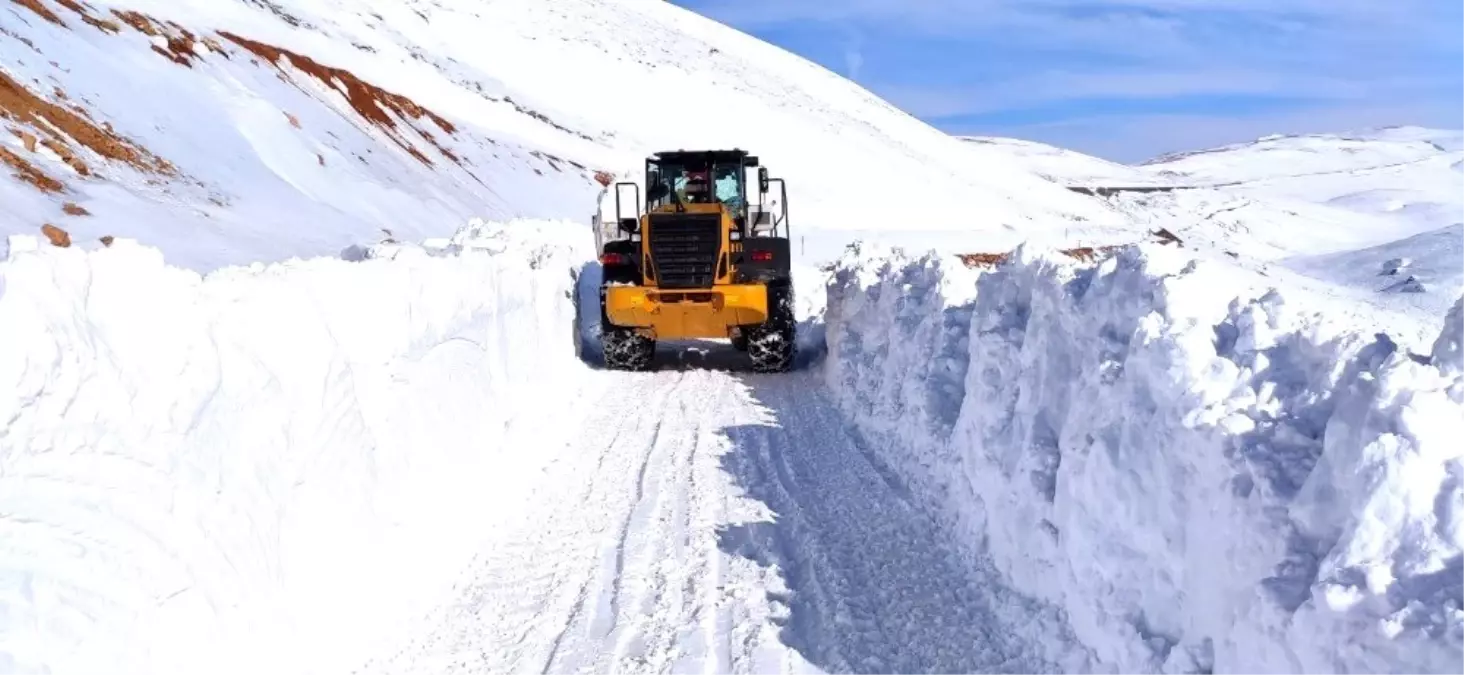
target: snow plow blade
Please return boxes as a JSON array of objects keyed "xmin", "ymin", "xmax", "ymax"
[{"xmin": 603, "ymin": 284, "xmax": 769, "ymax": 340}]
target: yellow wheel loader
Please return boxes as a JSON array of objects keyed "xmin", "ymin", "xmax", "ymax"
[{"xmin": 591, "ymin": 149, "xmax": 795, "ymax": 372}]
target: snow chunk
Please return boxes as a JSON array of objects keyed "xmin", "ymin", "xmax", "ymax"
[
  {"xmin": 1383, "ymin": 275, "xmax": 1428, "ymax": 294},
  {"xmin": 1381, "ymin": 257, "xmax": 1412, "ymax": 275}
]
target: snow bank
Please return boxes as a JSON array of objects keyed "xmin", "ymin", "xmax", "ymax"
[
  {"xmin": 0, "ymin": 219, "xmax": 592, "ymax": 675},
  {"xmin": 823, "ymin": 244, "xmax": 1464, "ymax": 673}
]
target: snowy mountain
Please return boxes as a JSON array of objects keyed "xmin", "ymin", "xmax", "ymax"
[
  {"xmin": 955, "ymin": 135, "xmax": 1172, "ymax": 187},
  {"xmin": 1141, "ymin": 127, "xmax": 1463, "ymax": 327},
  {"xmin": 0, "ymin": 0, "xmax": 1127, "ymax": 270},
  {"xmin": 1, "ymin": 1, "xmax": 1461, "ymax": 675},
  {"xmin": 1143, "ymin": 126, "xmax": 1463, "ymax": 238},
  {"xmin": 953, "ymin": 126, "xmax": 1463, "ymax": 333}
]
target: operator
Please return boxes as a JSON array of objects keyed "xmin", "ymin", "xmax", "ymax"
[{"xmin": 684, "ymin": 169, "xmax": 712, "ymax": 203}]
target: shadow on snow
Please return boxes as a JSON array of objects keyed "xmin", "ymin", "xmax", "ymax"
[{"xmin": 709, "ymin": 372, "xmax": 1078, "ymax": 674}]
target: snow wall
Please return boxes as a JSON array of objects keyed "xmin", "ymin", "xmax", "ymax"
[
  {"xmin": 822, "ymin": 242, "xmax": 1463, "ymax": 674},
  {"xmin": 0, "ymin": 220, "xmax": 592, "ymax": 675}
]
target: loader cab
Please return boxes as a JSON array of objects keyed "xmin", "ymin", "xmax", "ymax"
[
  {"xmin": 645, "ymin": 150, "xmax": 748, "ymax": 218},
  {"xmin": 598, "ymin": 148, "xmax": 791, "ymax": 288},
  {"xmin": 637, "ymin": 149, "xmax": 789, "ymax": 240}
]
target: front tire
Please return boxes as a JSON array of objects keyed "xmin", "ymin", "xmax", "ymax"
[
  {"xmin": 746, "ymin": 282, "xmax": 795, "ymax": 373},
  {"xmin": 601, "ymin": 325, "xmax": 655, "ymax": 370}
]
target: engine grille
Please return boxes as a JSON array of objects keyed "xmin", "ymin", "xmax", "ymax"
[{"xmin": 647, "ymin": 213, "xmax": 722, "ymax": 289}]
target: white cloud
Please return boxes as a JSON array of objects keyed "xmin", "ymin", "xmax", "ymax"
[{"xmin": 870, "ymin": 69, "xmax": 1379, "ymax": 119}]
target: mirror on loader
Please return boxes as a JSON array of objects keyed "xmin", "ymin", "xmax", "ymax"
[
  {"xmin": 758, "ymin": 167, "xmax": 769, "ymax": 194},
  {"xmin": 612, "ymin": 182, "xmax": 642, "ymax": 238}
]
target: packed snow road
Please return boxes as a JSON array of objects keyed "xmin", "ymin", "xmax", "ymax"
[{"xmin": 358, "ymin": 344, "xmax": 1079, "ymax": 675}]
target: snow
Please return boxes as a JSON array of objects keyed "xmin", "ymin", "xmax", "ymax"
[
  {"xmin": 1281, "ymin": 224, "xmax": 1464, "ymax": 319},
  {"xmin": 1142, "ymin": 126, "xmax": 1463, "ymax": 184},
  {"xmin": 0, "ymin": 221, "xmax": 1092, "ymax": 675},
  {"xmin": 1131, "ymin": 129, "xmax": 1463, "ymax": 327},
  {"xmin": 0, "ymin": 219, "xmax": 593, "ymax": 675},
  {"xmin": 1, "ymin": 0, "xmax": 1128, "ymax": 272},
  {"xmin": 822, "ymin": 241, "xmax": 1464, "ymax": 673},
  {"xmin": 3, "ymin": 0, "xmax": 1463, "ymax": 672},
  {"xmin": 1137, "ymin": 126, "xmax": 1462, "ymax": 249},
  {"xmin": 929, "ymin": 126, "xmax": 1463, "ymax": 348},
  {"xmin": 956, "ymin": 135, "xmax": 1173, "ymax": 188},
  {"xmin": 361, "ymin": 364, "xmax": 1087, "ymax": 675}
]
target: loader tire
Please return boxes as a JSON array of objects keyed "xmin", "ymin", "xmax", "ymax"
[
  {"xmin": 746, "ymin": 282, "xmax": 794, "ymax": 373},
  {"xmin": 601, "ymin": 326, "xmax": 655, "ymax": 371}
]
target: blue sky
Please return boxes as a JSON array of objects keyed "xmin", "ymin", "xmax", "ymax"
[{"xmin": 671, "ymin": 0, "xmax": 1463, "ymax": 162}]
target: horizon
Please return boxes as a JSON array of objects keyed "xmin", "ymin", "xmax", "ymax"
[{"xmin": 672, "ymin": 0, "xmax": 1464, "ymax": 163}]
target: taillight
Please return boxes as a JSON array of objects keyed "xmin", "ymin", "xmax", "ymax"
[
  {"xmin": 750, "ymin": 250, "xmax": 774, "ymax": 262},
  {"xmin": 600, "ymin": 252, "xmax": 629, "ymax": 265}
]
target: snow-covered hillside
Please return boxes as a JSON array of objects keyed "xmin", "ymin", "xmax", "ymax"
[
  {"xmin": 954, "ymin": 126, "xmax": 1462, "ymax": 332},
  {"xmin": 956, "ymin": 135, "xmax": 1172, "ymax": 188},
  {"xmin": 1138, "ymin": 128, "xmax": 1463, "ymax": 320},
  {"xmin": 1, "ymin": 0, "xmax": 1129, "ymax": 270},
  {"xmin": 1143, "ymin": 127, "xmax": 1463, "ymax": 241}
]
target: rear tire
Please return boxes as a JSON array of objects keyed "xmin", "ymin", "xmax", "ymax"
[
  {"xmin": 601, "ymin": 326, "xmax": 655, "ymax": 371},
  {"xmin": 746, "ymin": 281, "xmax": 795, "ymax": 373}
]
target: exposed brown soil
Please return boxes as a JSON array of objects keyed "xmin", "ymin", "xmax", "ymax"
[
  {"xmin": 958, "ymin": 229, "xmax": 1178, "ymax": 269},
  {"xmin": 0, "ymin": 146, "xmax": 63, "ymax": 191},
  {"xmin": 41, "ymin": 223, "xmax": 71, "ymax": 247},
  {"xmin": 99, "ymin": 234, "xmax": 114, "ymax": 246},
  {"xmin": 110, "ymin": 10, "xmax": 201, "ymax": 66},
  {"xmin": 39, "ymin": 136, "xmax": 89, "ymax": 174},
  {"xmin": 11, "ymin": 128, "xmax": 38, "ymax": 152},
  {"xmin": 109, "ymin": 8, "xmax": 156, "ymax": 34},
  {"xmin": 956, "ymin": 252, "xmax": 1008, "ymax": 268},
  {"xmin": 52, "ymin": 0, "xmax": 120, "ymax": 33},
  {"xmin": 10, "ymin": 0, "xmax": 65, "ymax": 26},
  {"xmin": 219, "ymin": 31, "xmax": 459, "ymax": 167},
  {"xmin": 61, "ymin": 201, "xmax": 89, "ymax": 215},
  {"xmin": 0, "ymin": 70, "xmax": 175, "ymax": 183},
  {"xmin": 1059, "ymin": 245, "xmax": 1122, "ymax": 262},
  {"xmin": 6, "ymin": 3, "xmax": 481, "ymax": 188},
  {"xmin": 1, "ymin": 144, "xmax": 62, "ymax": 190}
]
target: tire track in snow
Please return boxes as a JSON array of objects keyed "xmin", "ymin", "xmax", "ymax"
[
  {"xmin": 722, "ymin": 370, "xmax": 1083, "ymax": 674},
  {"xmin": 539, "ymin": 371, "xmax": 682, "ymax": 674},
  {"xmin": 600, "ymin": 371, "xmax": 682, "ymax": 670},
  {"xmin": 356, "ymin": 373, "xmax": 683, "ymax": 675},
  {"xmin": 608, "ymin": 377, "xmax": 694, "ymax": 670},
  {"xmin": 359, "ymin": 353, "xmax": 1080, "ymax": 675},
  {"xmin": 613, "ymin": 370, "xmax": 744, "ymax": 674}
]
